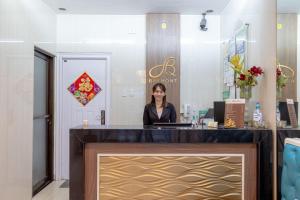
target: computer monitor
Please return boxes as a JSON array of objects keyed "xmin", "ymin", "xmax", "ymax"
[
  {"xmin": 279, "ymin": 101, "xmax": 298, "ymax": 125},
  {"xmin": 214, "ymin": 101, "xmax": 225, "ymax": 124},
  {"xmin": 153, "ymin": 122, "xmax": 192, "ymax": 127},
  {"xmin": 204, "ymin": 108, "xmax": 214, "ymax": 118}
]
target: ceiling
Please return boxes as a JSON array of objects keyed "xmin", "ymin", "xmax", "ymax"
[
  {"xmin": 42, "ymin": 0, "xmax": 231, "ymax": 14},
  {"xmin": 278, "ymin": 0, "xmax": 300, "ymax": 13}
]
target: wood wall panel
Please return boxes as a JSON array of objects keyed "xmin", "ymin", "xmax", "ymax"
[
  {"xmin": 85, "ymin": 143, "xmax": 257, "ymax": 200},
  {"xmin": 146, "ymin": 14, "xmax": 180, "ymax": 119},
  {"xmin": 277, "ymin": 14, "xmax": 297, "ymax": 100},
  {"xmin": 99, "ymin": 155, "xmax": 243, "ymax": 200}
]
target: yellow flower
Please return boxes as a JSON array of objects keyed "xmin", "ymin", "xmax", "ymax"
[{"xmin": 230, "ymin": 55, "xmax": 243, "ymax": 71}]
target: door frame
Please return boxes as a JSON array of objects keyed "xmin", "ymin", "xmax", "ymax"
[
  {"xmin": 54, "ymin": 52, "xmax": 111, "ymax": 180},
  {"xmin": 33, "ymin": 47, "xmax": 55, "ymax": 196}
]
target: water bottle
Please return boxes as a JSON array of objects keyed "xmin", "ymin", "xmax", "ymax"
[
  {"xmin": 192, "ymin": 115, "xmax": 196, "ymax": 126},
  {"xmin": 191, "ymin": 110, "xmax": 198, "ymax": 127},
  {"xmin": 276, "ymin": 105, "xmax": 281, "ymax": 126},
  {"xmin": 253, "ymin": 102, "xmax": 263, "ymax": 128}
]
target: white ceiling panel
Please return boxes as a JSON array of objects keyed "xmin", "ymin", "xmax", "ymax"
[
  {"xmin": 42, "ymin": 0, "xmax": 231, "ymax": 14},
  {"xmin": 278, "ymin": 0, "xmax": 300, "ymax": 13}
]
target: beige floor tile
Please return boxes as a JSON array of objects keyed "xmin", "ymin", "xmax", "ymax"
[{"xmin": 32, "ymin": 181, "xmax": 69, "ymax": 200}]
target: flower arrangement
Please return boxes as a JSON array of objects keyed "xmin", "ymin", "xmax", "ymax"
[
  {"xmin": 276, "ymin": 64, "xmax": 290, "ymax": 98},
  {"xmin": 276, "ymin": 65, "xmax": 288, "ymax": 90},
  {"xmin": 230, "ymin": 55, "xmax": 264, "ymax": 99}
]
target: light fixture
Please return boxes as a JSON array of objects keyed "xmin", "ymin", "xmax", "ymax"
[
  {"xmin": 58, "ymin": 8, "xmax": 67, "ymax": 11},
  {"xmin": 161, "ymin": 22, "xmax": 167, "ymax": 30},
  {"xmin": 277, "ymin": 23, "xmax": 283, "ymax": 30},
  {"xmin": 200, "ymin": 9, "xmax": 214, "ymax": 31}
]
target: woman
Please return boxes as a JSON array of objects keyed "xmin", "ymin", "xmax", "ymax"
[{"xmin": 143, "ymin": 83, "xmax": 177, "ymax": 125}]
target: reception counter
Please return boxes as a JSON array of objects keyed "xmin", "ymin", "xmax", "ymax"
[{"xmin": 70, "ymin": 125, "xmax": 273, "ymax": 200}]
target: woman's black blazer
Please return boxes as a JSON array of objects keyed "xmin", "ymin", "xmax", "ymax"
[{"xmin": 143, "ymin": 102, "xmax": 177, "ymax": 125}]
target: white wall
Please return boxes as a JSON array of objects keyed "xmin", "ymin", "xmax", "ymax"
[
  {"xmin": 57, "ymin": 14, "xmax": 221, "ymax": 124},
  {"xmin": 0, "ymin": 0, "xmax": 56, "ymax": 199},
  {"xmin": 57, "ymin": 15, "xmax": 146, "ymax": 125},
  {"xmin": 220, "ymin": 0, "xmax": 276, "ymax": 128},
  {"xmin": 180, "ymin": 15, "xmax": 221, "ymax": 112}
]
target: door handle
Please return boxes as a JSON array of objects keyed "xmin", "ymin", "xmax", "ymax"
[
  {"xmin": 47, "ymin": 118, "xmax": 52, "ymax": 126},
  {"xmin": 101, "ymin": 110, "xmax": 105, "ymax": 125},
  {"xmin": 33, "ymin": 115, "xmax": 50, "ymax": 120}
]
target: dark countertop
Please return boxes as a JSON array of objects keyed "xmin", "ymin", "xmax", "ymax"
[
  {"xmin": 70, "ymin": 125, "xmax": 273, "ymax": 200},
  {"xmin": 277, "ymin": 127, "xmax": 300, "ymax": 131},
  {"xmin": 71, "ymin": 124, "xmax": 270, "ymax": 131}
]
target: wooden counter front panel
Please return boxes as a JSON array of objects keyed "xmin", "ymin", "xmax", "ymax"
[{"xmin": 85, "ymin": 144, "xmax": 257, "ymax": 200}]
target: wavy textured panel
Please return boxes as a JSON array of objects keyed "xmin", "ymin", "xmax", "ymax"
[{"xmin": 98, "ymin": 155, "xmax": 243, "ymax": 200}]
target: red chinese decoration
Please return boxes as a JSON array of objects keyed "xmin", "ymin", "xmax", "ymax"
[{"xmin": 68, "ymin": 72, "xmax": 102, "ymax": 106}]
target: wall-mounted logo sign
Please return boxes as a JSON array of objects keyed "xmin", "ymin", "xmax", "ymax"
[
  {"xmin": 68, "ymin": 72, "xmax": 102, "ymax": 106},
  {"xmin": 149, "ymin": 57, "xmax": 176, "ymax": 78},
  {"xmin": 148, "ymin": 57, "xmax": 177, "ymax": 84}
]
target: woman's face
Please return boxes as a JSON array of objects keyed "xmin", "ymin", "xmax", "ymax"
[{"xmin": 153, "ymin": 86, "xmax": 165, "ymax": 101}]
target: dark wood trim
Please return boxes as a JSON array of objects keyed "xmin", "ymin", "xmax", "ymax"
[
  {"xmin": 69, "ymin": 128, "xmax": 273, "ymax": 200},
  {"xmin": 47, "ymin": 51, "xmax": 54, "ymax": 185},
  {"xmin": 32, "ymin": 179, "xmax": 52, "ymax": 196},
  {"xmin": 32, "ymin": 47, "xmax": 55, "ymax": 196},
  {"xmin": 34, "ymin": 46, "xmax": 56, "ymax": 58}
]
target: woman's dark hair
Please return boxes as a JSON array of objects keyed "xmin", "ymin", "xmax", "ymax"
[{"xmin": 151, "ymin": 83, "xmax": 167, "ymax": 107}]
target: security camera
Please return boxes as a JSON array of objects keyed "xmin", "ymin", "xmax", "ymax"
[{"xmin": 200, "ymin": 13, "xmax": 207, "ymax": 31}]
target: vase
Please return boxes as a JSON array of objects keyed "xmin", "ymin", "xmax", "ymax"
[
  {"xmin": 240, "ymin": 86, "xmax": 252, "ymax": 99},
  {"xmin": 244, "ymin": 99, "xmax": 251, "ymax": 126},
  {"xmin": 277, "ymin": 87, "xmax": 283, "ymax": 99}
]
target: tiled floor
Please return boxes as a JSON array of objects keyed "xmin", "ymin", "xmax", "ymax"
[{"xmin": 32, "ymin": 181, "xmax": 68, "ymax": 200}]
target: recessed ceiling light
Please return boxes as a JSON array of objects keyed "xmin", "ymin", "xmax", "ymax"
[
  {"xmin": 206, "ymin": 10, "xmax": 214, "ymax": 13},
  {"xmin": 58, "ymin": 8, "xmax": 67, "ymax": 11}
]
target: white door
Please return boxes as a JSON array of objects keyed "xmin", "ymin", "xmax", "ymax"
[{"xmin": 59, "ymin": 54, "xmax": 110, "ymax": 179}]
